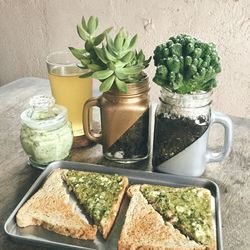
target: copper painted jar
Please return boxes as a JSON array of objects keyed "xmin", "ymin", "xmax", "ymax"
[{"xmin": 83, "ymin": 78, "xmax": 150, "ymax": 163}]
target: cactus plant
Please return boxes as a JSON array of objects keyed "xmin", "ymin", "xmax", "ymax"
[
  {"xmin": 69, "ymin": 16, "xmax": 151, "ymax": 93},
  {"xmin": 153, "ymin": 34, "xmax": 221, "ymax": 94}
]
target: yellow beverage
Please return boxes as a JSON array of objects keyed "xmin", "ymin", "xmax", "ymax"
[{"xmin": 49, "ymin": 66, "xmax": 92, "ymax": 136}]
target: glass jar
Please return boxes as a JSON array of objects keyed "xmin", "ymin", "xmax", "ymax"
[
  {"xmin": 153, "ymin": 88, "xmax": 211, "ymax": 169},
  {"xmin": 83, "ymin": 78, "xmax": 150, "ymax": 163},
  {"xmin": 20, "ymin": 95, "xmax": 73, "ymax": 169}
]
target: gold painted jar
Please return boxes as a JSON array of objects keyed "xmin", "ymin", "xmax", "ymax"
[{"xmin": 83, "ymin": 78, "xmax": 150, "ymax": 163}]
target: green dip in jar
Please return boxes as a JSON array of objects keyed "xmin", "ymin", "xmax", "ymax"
[{"xmin": 20, "ymin": 95, "xmax": 73, "ymax": 169}]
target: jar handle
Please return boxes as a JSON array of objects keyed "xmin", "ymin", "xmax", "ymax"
[
  {"xmin": 205, "ymin": 110, "xmax": 233, "ymax": 163},
  {"xmin": 83, "ymin": 97, "xmax": 102, "ymax": 143}
]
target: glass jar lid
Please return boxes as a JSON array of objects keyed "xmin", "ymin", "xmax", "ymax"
[{"xmin": 21, "ymin": 95, "xmax": 68, "ymax": 130}]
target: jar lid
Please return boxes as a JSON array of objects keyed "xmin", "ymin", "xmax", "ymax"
[{"xmin": 21, "ymin": 95, "xmax": 68, "ymax": 130}]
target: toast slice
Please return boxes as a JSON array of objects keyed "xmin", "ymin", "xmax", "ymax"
[
  {"xmin": 118, "ymin": 190, "xmax": 205, "ymax": 250},
  {"xmin": 140, "ymin": 184, "xmax": 215, "ymax": 249},
  {"xmin": 63, "ymin": 170, "xmax": 129, "ymax": 239},
  {"xmin": 16, "ymin": 169, "xmax": 97, "ymax": 240},
  {"xmin": 125, "ymin": 184, "xmax": 215, "ymax": 250}
]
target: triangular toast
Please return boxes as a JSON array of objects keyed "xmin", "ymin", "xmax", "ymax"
[
  {"xmin": 16, "ymin": 169, "xmax": 97, "ymax": 240},
  {"xmin": 125, "ymin": 184, "xmax": 215, "ymax": 250},
  {"xmin": 118, "ymin": 190, "xmax": 205, "ymax": 250},
  {"xmin": 140, "ymin": 184, "xmax": 215, "ymax": 248},
  {"xmin": 63, "ymin": 170, "xmax": 128, "ymax": 239}
]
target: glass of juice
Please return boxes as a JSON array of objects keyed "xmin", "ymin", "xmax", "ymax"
[{"xmin": 46, "ymin": 51, "xmax": 92, "ymax": 140}]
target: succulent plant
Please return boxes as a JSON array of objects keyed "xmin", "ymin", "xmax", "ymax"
[
  {"xmin": 69, "ymin": 16, "xmax": 151, "ymax": 93},
  {"xmin": 153, "ymin": 34, "xmax": 221, "ymax": 94}
]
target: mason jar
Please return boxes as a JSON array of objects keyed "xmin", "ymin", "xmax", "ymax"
[
  {"xmin": 83, "ymin": 78, "xmax": 150, "ymax": 163},
  {"xmin": 20, "ymin": 95, "xmax": 73, "ymax": 169},
  {"xmin": 152, "ymin": 87, "xmax": 233, "ymax": 176}
]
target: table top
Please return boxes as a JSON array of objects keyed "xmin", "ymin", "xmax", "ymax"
[{"xmin": 0, "ymin": 77, "xmax": 249, "ymax": 250}]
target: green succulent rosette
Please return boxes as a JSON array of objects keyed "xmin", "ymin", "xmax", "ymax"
[{"xmin": 69, "ymin": 16, "xmax": 151, "ymax": 93}]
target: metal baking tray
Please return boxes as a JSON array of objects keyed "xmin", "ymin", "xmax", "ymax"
[{"xmin": 4, "ymin": 161, "xmax": 223, "ymax": 250}]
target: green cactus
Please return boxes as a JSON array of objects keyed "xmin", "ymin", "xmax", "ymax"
[
  {"xmin": 153, "ymin": 34, "xmax": 221, "ymax": 94},
  {"xmin": 69, "ymin": 16, "xmax": 151, "ymax": 93}
]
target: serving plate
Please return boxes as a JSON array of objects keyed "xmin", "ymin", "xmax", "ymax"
[{"xmin": 4, "ymin": 161, "xmax": 223, "ymax": 249}]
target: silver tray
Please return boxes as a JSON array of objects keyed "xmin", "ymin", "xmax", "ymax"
[{"xmin": 4, "ymin": 161, "xmax": 223, "ymax": 250}]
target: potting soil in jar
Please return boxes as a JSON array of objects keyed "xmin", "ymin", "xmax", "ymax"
[
  {"xmin": 152, "ymin": 113, "xmax": 209, "ymax": 167},
  {"xmin": 106, "ymin": 109, "xmax": 149, "ymax": 160}
]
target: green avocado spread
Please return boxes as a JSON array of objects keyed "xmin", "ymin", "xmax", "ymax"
[
  {"xmin": 64, "ymin": 170, "xmax": 124, "ymax": 224},
  {"xmin": 141, "ymin": 185, "xmax": 213, "ymax": 246}
]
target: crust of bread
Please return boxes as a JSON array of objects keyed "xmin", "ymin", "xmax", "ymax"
[
  {"xmin": 123, "ymin": 184, "xmax": 216, "ymax": 250},
  {"xmin": 118, "ymin": 190, "xmax": 206, "ymax": 250},
  {"xmin": 127, "ymin": 184, "xmax": 141, "ymax": 197},
  {"xmin": 101, "ymin": 176, "xmax": 129, "ymax": 239},
  {"xmin": 16, "ymin": 169, "xmax": 97, "ymax": 240}
]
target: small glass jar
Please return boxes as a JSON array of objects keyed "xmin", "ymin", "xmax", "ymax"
[
  {"xmin": 20, "ymin": 95, "xmax": 73, "ymax": 169},
  {"xmin": 152, "ymin": 87, "xmax": 211, "ymax": 169}
]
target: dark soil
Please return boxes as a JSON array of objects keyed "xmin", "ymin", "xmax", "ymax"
[
  {"xmin": 107, "ymin": 109, "xmax": 149, "ymax": 159},
  {"xmin": 152, "ymin": 113, "xmax": 209, "ymax": 167}
]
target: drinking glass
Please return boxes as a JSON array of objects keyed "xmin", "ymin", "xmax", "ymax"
[{"xmin": 46, "ymin": 51, "xmax": 92, "ymax": 137}]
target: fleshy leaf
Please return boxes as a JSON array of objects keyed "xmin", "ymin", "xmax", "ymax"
[
  {"xmin": 94, "ymin": 47, "xmax": 108, "ymax": 64},
  {"xmin": 68, "ymin": 47, "xmax": 86, "ymax": 60},
  {"xmin": 88, "ymin": 64, "xmax": 103, "ymax": 71},
  {"xmin": 128, "ymin": 34, "xmax": 137, "ymax": 50},
  {"xmin": 99, "ymin": 75, "xmax": 115, "ymax": 92},
  {"xmin": 117, "ymin": 65, "xmax": 143, "ymax": 75},
  {"xmin": 79, "ymin": 71, "xmax": 93, "ymax": 78},
  {"xmin": 92, "ymin": 69, "xmax": 114, "ymax": 80},
  {"xmin": 115, "ymin": 77, "xmax": 128, "ymax": 93},
  {"xmin": 114, "ymin": 29, "xmax": 125, "ymax": 51},
  {"xmin": 106, "ymin": 35, "xmax": 117, "ymax": 53},
  {"xmin": 81, "ymin": 16, "xmax": 88, "ymax": 30},
  {"xmin": 104, "ymin": 46, "xmax": 117, "ymax": 61},
  {"xmin": 77, "ymin": 25, "xmax": 89, "ymax": 41},
  {"xmin": 87, "ymin": 16, "xmax": 97, "ymax": 34}
]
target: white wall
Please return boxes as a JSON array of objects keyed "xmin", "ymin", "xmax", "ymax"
[{"xmin": 0, "ymin": 0, "xmax": 250, "ymax": 118}]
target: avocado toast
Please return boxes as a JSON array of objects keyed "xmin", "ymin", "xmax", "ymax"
[
  {"xmin": 16, "ymin": 169, "xmax": 128, "ymax": 240},
  {"xmin": 119, "ymin": 184, "xmax": 215, "ymax": 250},
  {"xmin": 63, "ymin": 170, "xmax": 129, "ymax": 239}
]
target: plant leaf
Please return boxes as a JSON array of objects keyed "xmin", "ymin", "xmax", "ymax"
[
  {"xmin": 122, "ymin": 36, "xmax": 132, "ymax": 50},
  {"xmin": 79, "ymin": 71, "xmax": 93, "ymax": 78},
  {"xmin": 80, "ymin": 57, "xmax": 91, "ymax": 66},
  {"xmin": 77, "ymin": 25, "xmax": 89, "ymax": 41},
  {"xmin": 95, "ymin": 17, "xmax": 99, "ymax": 30},
  {"xmin": 87, "ymin": 64, "xmax": 103, "ymax": 71},
  {"xmin": 117, "ymin": 65, "xmax": 143, "ymax": 75},
  {"xmin": 121, "ymin": 51, "xmax": 135, "ymax": 63},
  {"xmin": 104, "ymin": 46, "xmax": 117, "ymax": 61},
  {"xmin": 93, "ymin": 32, "xmax": 106, "ymax": 46},
  {"xmin": 81, "ymin": 16, "xmax": 88, "ymax": 30},
  {"xmin": 114, "ymin": 29, "xmax": 124, "ymax": 51},
  {"xmin": 118, "ymin": 49, "xmax": 130, "ymax": 58},
  {"xmin": 94, "ymin": 47, "xmax": 108, "ymax": 64},
  {"xmin": 115, "ymin": 77, "xmax": 128, "ymax": 92},
  {"xmin": 87, "ymin": 16, "xmax": 97, "ymax": 34},
  {"xmin": 114, "ymin": 61, "xmax": 127, "ymax": 68},
  {"xmin": 93, "ymin": 27, "xmax": 113, "ymax": 46},
  {"xmin": 106, "ymin": 35, "xmax": 117, "ymax": 53},
  {"xmin": 144, "ymin": 56, "xmax": 152, "ymax": 68},
  {"xmin": 128, "ymin": 34, "xmax": 137, "ymax": 50},
  {"xmin": 92, "ymin": 69, "xmax": 114, "ymax": 80},
  {"xmin": 77, "ymin": 63, "xmax": 87, "ymax": 69},
  {"xmin": 68, "ymin": 47, "xmax": 85, "ymax": 60},
  {"xmin": 99, "ymin": 75, "xmax": 115, "ymax": 92}
]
